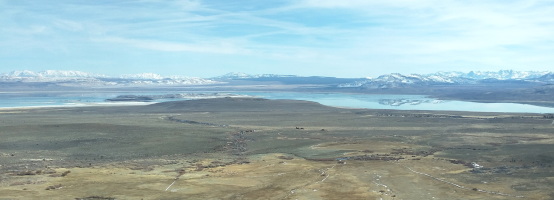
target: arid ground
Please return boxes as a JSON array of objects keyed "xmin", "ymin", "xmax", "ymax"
[{"xmin": 1, "ymin": 98, "xmax": 553, "ymax": 199}]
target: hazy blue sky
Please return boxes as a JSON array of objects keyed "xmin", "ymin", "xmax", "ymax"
[{"xmin": 1, "ymin": 0, "xmax": 553, "ymax": 77}]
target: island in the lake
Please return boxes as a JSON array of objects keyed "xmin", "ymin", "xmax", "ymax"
[{"xmin": 1, "ymin": 98, "xmax": 553, "ymax": 199}]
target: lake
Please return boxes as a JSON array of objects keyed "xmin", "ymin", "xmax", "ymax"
[{"xmin": 1, "ymin": 91, "xmax": 554, "ymax": 113}]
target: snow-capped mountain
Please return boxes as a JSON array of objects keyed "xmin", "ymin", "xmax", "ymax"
[
  {"xmin": 4, "ymin": 70, "xmax": 42, "ymax": 77},
  {"xmin": 3, "ymin": 70, "xmax": 103, "ymax": 78},
  {"xmin": 1, "ymin": 70, "xmax": 103, "ymax": 83},
  {"xmin": 216, "ymin": 70, "xmax": 553, "ymax": 89},
  {"xmin": 339, "ymin": 70, "xmax": 552, "ymax": 88},
  {"xmin": 215, "ymin": 72, "xmax": 297, "ymax": 80},
  {"xmin": 339, "ymin": 73, "xmax": 472, "ymax": 88},
  {"xmin": 461, "ymin": 70, "xmax": 549, "ymax": 80},
  {"xmin": 120, "ymin": 73, "xmax": 164, "ymax": 80},
  {"xmin": 216, "ymin": 72, "xmax": 254, "ymax": 79},
  {"xmin": 38, "ymin": 70, "xmax": 105, "ymax": 78},
  {"xmin": 537, "ymin": 72, "xmax": 554, "ymax": 82},
  {"xmin": 214, "ymin": 72, "xmax": 365, "ymax": 85},
  {"xmin": 2, "ymin": 69, "xmax": 552, "ymax": 89},
  {"xmin": 0, "ymin": 70, "xmax": 219, "ymax": 87},
  {"xmin": 111, "ymin": 77, "xmax": 219, "ymax": 86}
]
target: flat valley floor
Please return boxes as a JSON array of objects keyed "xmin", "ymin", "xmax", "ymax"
[{"xmin": 1, "ymin": 98, "xmax": 553, "ymax": 200}]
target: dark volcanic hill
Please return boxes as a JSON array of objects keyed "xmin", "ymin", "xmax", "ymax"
[{"xmin": 144, "ymin": 98, "xmax": 338, "ymax": 113}]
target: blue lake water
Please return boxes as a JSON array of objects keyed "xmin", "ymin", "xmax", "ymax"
[
  {"xmin": 241, "ymin": 92, "xmax": 554, "ymax": 113},
  {"xmin": 1, "ymin": 91, "xmax": 554, "ymax": 114}
]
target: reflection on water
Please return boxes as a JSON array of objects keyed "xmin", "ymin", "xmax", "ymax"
[
  {"xmin": 241, "ymin": 92, "xmax": 554, "ymax": 113},
  {"xmin": 378, "ymin": 99, "xmax": 445, "ymax": 106}
]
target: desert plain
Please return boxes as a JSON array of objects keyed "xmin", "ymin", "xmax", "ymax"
[{"xmin": 0, "ymin": 98, "xmax": 553, "ymax": 199}]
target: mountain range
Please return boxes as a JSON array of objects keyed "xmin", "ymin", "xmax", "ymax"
[
  {"xmin": 338, "ymin": 70, "xmax": 553, "ymax": 89},
  {"xmin": 1, "ymin": 70, "xmax": 552, "ymax": 89},
  {"xmin": 0, "ymin": 70, "xmax": 219, "ymax": 87}
]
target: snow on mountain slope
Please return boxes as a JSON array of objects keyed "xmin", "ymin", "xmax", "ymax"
[
  {"xmin": 39, "ymin": 70, "xmax": 104, "ymax": 78},
  {"xmin": 0, "ymin": 70, "xmax": 219, "ymax": 87},
  {"xmin": 462, "ymin": 70, "xmax": 549, "ymax": 80},
  {"xmin": 216, "ymin": 72, "xmax": 253, "ymax": 79},
  {"xmin": 3, "ymin": 70, "xmax": 40, "ymax": 77},
  {"xmin": 338, "ymin": 70, "xmax": 551, "ymax": 88},
  {"xmin": 4, "ymin": 70, "xmax": 103, "ymax": 78},
  {"xmin": 536, "ymin": 73, "xmax": 554, "ymax": 82},
  {"xmin": 120, "ymin": 73, "xmax": 164, "ymax": 80},
  {"xmin": 1, "ymin": 70, "xmax": 552, "ymax": 89},
  {"xmin": 340, "ymin": 73, "xmax": 466, "ymax": 88},
  {"xmin": 215, "ymin": 72, "xmax": 298, "ymax": 80}
]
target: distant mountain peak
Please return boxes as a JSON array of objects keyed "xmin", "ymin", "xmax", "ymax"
[
  {"xmin": 217, "ymin": 72, "xmax": 253, "ymax": 79},
  {"xmin": 120, "ymin": 73, "xmax": 164, "ymax": 80},
  {"xmin": 339, "ymin": 70, "xmax": 552, "ymax": 89},
  {"xmin": 40, "ymin": 70, "xmax": 105, "ymax": 77},
  {"xmin": 0, "ymin": 70, "xmax": 219, "ymax": 87},
  {"xmin": 2, "ymin": 69, "xmax": 552, "ymax": 89},
  {"xmin": 3, "ymin": 70, "xmax": 104, "ymax": 78},
  {"xmin": 215, "ymin": 72, "xmax": 298, "ymax": 79},
  {"xmin": 3, "ymin": 70, "xmax": 37, "ymax": 77},
  {"xmin": 537, "ymin": 72, "xmax": 554, "ymax": 82},
  {"xmin": 461, "ymin": 70, "xmax": 549, "ymax": 80}
]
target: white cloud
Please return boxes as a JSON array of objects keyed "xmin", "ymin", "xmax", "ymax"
[
  {"xmin": 2, "ymin": 0, "xmax": 553, "ymax": 76},
  {"xmin": 173, "ymin": 0, "xmax": 202, "ymax": 11},
  {"xmin": 292, "ymin": 0, "xmax": 554, "ymax": 68},
  {"xmin": 53, "ymin": 19, "xmax": 84, "ymax": 32},
  {"xmin": 96, "ymin": 37, "xmax": 250, "ymax": 54}
]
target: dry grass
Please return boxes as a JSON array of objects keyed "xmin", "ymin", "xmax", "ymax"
[{"xmin": 0, "ymin": 98, "xmax": 553, "ymax": 199}]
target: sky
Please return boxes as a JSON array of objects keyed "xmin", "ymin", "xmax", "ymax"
[{"xmin": 1, "ymin": 0, "xmax": 553, "ymax": 78}]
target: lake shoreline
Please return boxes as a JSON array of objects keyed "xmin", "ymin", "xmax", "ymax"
[{"xmin": 1, "ymin": 91, "xmax": 554, "ymax": 113}]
